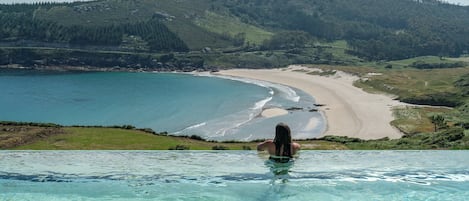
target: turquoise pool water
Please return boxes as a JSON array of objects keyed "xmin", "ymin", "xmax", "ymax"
[{"xmin": 1, "ymin": 151, "xmax": 468, "ymax": 200}]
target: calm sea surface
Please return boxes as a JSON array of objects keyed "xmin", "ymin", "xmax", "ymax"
[{"xmin": 0, "ymin": 70, "xmax": 325, "ymax": 140}]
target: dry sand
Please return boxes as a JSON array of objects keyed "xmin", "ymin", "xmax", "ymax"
[{"xmin": 218, "ymin": 65, "xmax": 407, "ymax": 140}]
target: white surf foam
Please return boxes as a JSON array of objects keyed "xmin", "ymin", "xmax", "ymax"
[
  {"xmin": 208, "ymin": 74, "xmax": 300, "ymax": 102},
  {"xmin": 252, "ymin": 96, "xmax": 273, "ymax": 110},
  {"xmin": 176, "ymin": 96, "xmax": 272, "ymax": 139}
]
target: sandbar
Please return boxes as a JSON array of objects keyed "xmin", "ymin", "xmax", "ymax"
[
  {"xmin": 261, "ymin": 108, "xmax": 289, "ymax": 118},
  {"xmin": 218, "ymin": 65, "xmax": 406, "ymax": 139}
]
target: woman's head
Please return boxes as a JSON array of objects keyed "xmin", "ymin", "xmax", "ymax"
[{"xmin": 274, "ymin": 123, "xmax": 292, "ymax": 144}]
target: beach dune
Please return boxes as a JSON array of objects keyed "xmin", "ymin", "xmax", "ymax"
[{"xmin": 219, "ymin": 66, "xmax": 406, "ymax": 140}]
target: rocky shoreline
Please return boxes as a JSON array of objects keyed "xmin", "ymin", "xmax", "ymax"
[
  {"xmin": 0, "ymin": 47, "xmax": 223, "ymax": 73},
  {"xmin": 0, "ymin": 64, "xmax": 221, "ymax": 73}
]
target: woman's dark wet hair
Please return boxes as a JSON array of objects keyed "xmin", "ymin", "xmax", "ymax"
[{"xmin": 273, "ymin": 123, "xmax": 292, "ymax": 157}]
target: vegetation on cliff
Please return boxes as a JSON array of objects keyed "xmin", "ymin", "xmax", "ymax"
[{"xmin": 1, "ymin": 0, "xmax": 469, "ymax": 69}]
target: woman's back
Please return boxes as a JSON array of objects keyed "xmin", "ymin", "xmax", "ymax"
[
  {"xmin": 256, "ymin": 123, "xmax": 301, "ymax": 162},
  {"xmin": 259, "ymin": 140, "xmax": 300, "ymax": 156}
]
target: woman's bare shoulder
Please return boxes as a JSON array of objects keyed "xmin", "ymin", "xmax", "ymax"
[
  {"xmin": 292, "ymin": 142, "xmax": 301, "ymax": 149},
  {"xmin": 257, "ymin": 139, "xmax": 274, "ymax": 151}
]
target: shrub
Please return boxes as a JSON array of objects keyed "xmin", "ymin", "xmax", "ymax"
[
  {"xmin": 321, "ymin": 135, "xmax": 363, "ymax": 143},
  {"xmin": 189, "ymin": 135, "xmax": 205, "ymax": 141},
  {"xmin": 212, "ymin": 145, "xmax": 229, "ymax": 150},
  {"xmin": 425, "ymin": 128, "xmax": 465, "ymax": 148},
  {"xmin": 169, "ymin": 145, "xmax": 190, "ymax": 150},
  {"xmin": 138, "ymin": 128, "xmax": 156, "ymax": 134},
  {"xmin": 401, "ymin": 92, "xmax": 463, "ymax": 107},
  {"xmin": 122, "ymin": 125, "xmax": 136, "ymax": 129},
  {"xmin": 0, "ymin": 121, "xmax": 61, "ymax": 127},
  {"xmin": 410, "ymin": 61, "xmax": 466, "ymax": 69},
  {"xmin": 454, "ymin": 73, "xmax": 469, "ymax": 96},
  {"xmin": 439, "ymin": 128, "xmax": 465, "ymax": 142}
]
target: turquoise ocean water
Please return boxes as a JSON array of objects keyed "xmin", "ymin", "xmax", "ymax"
[
  {"xmin": 0, "ymin": 69, "xmax": 324, "ymax": 140},
  {"xmin": 0, "ymin": 0, "xmax": 93, "ymax": 4},
  {"xmin": 1, "ymin": 151, "xmax": 468, "ymax": 201}
]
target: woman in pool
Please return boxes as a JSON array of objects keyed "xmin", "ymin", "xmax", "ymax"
[{"xmin": 257, "ymin": 123, "xmax": 301, "ymax": 163}]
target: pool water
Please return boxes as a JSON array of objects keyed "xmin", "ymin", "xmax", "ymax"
[{"xmin": 1, "ymin": 151, "xmax": 468, "ymax": 201}]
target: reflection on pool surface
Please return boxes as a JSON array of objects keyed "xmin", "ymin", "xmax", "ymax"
[{"xmin": 1, "ymin": 151, "xmax": 468, "ymax": 200}]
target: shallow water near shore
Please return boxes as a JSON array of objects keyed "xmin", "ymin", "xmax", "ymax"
[
  {"xmin": 0, "ymin": 151, "xmax": 468, "ymax": 201},
  {"xmin": 0, "ymin": 69, "xmax": 325, "ymax": 140}
]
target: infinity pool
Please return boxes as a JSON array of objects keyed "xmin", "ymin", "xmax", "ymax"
[{"xmin": 1, "ymin": 151, "xmax": 468, "ymax": 200}]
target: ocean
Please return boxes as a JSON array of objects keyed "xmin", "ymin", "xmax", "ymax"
[{"xmin": 0, "ymin": 69, "xmax": 325, "ymax": 141}]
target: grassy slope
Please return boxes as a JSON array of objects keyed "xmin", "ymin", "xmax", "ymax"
[
  {"xmin": 387, "ymin": 56, "xmax": 458, "ymax": 67},
  {"xmin": 10, "ymin": 126, "xmax": 346, "ymax": 150},
  {"xmin": 34, "ymin": 0, "xmax": 233, "ymax": 50},
  {"xmin": 164, "ymin": 19, "xmax": 232, "ymax": 50},
  {"xmin": 14, "ymin": 127, "xmax": 253, "ymax": 150},
  {"xmin": 391, "ymin": 106, "xmax": 453, "ymax": 134},
  {"xmin": 342, "ymin": 66, "xmax": 469, "ymax": 98},
  {"xmin": 154, "ymin": 0, "xmax": 234, "ymax": 50},
  {"xmin": 303, "ymin": 65, "xmax": 468, "ymax": 147},
  {"xmin": 320, "ymin": 40, "xmax": 365, "ymax": 64},
  {"xmin": 35, "ymin": 0, "xmax": 160, "ymax": 25},
  {"xmin": 194, "ymin": 11, "xmax": 273, "ymax": 45},
  {"xmin": 448, "ymin": 56, "xmax": 469, "ymax": 62},
  {"xmin": 345, "ymin": 135, "xmax": 469, "ymax": 149}
]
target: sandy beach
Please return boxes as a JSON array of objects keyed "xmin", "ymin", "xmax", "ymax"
[{"xmin": 218, "ymin": 66, "xmax": 407, "ymax": 140}]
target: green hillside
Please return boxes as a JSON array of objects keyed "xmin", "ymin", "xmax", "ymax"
[
  {"xmin": 2, "ymin": 0, "xmax": 469, "ymax": 56},
  {"xmin": 1, "ymin": 0, "xmax": 469, "ymax": 72},
  {"xmin": 31, "ymin": 0, "xmax": 240, "ymax": 50}
]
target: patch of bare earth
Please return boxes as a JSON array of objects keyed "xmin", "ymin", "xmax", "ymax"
[{"xmin": 0, "ymin": 125, "xmax": 65, "ymax": 149}]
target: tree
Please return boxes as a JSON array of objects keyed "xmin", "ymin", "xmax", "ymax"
[
  {"xmin": 430, "ymin": 115, "xmax": 446, "ymax": 132},
  {"xmin": 262, "ymin": 31, "xmax": 312, "ymax": 50}
]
